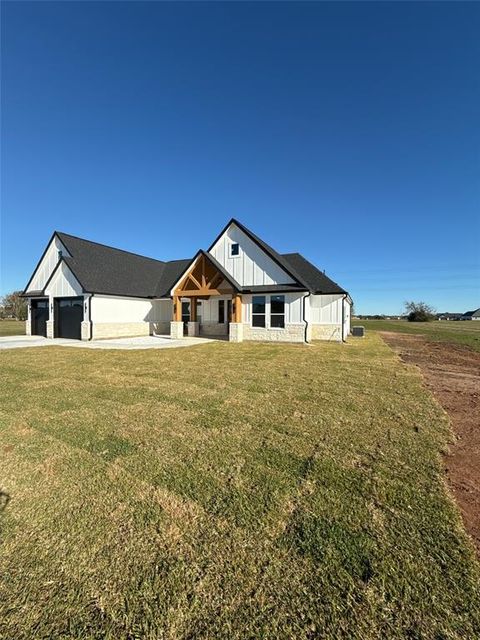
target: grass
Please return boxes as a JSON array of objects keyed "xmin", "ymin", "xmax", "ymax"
[
  {"xmin": 1, "ymin": 336, "xmax": 479, "ymax": 639},
  {"xmin": 0, "ymin": 319, "xmax": 26, "ymax": 337},
  {"xmin": 355, "ymin": 318, "xmax": 480, "ymax": 351}
]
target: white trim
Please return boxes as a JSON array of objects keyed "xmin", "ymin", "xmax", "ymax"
[
  {"xmin": 169, "ymin": 254, "xmax": 202, "ymax": 296},
  {"xmin": 251, "ymin": 294, "xmax": 286, "ymax": 330},
  {"xmin": 229, "ymin": 241, "xmax": 241, "ymax": 259}
]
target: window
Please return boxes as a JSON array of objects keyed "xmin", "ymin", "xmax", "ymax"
[
  {"xmin": 230, "ymin": 242, "xmax": 240, "ymax": 257},
  {"xmin": 252, "ymin": 296, "xmax": 266, "ymax": 327},
  {"xmin": 270, "ymin": 295, "xmax": 285, "ymax": 328},
  {"xmin": 58, "ymin": 250, "xmax": 63, "ymax": 260},
  {"xmin": 218, "ymin": 299, "xmax": 225, "ymax": 323}
]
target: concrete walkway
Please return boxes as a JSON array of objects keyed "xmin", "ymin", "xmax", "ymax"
[{"xmin": 0, "ymin": 335, "xmax": 216, "ymax": 350}]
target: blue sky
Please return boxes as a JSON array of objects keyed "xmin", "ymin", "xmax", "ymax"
[{"xmin": 1, "ymin": 1, "xmax": 479, "ymax": 314}]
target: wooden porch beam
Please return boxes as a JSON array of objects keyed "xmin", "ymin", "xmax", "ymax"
[
  {"xmin": 175, "ymin": 288, "xmax": 232, "ymax": 297},
  {"xmin": 190, "ymin": 297, "xmax": 197, "ymax": 322}
]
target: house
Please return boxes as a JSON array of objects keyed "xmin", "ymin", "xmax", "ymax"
[
  {"xmin": 22, "ymin": 219, "xmax": 352, "ymax": 343},
  {"xmin": 437, "ymin": 312, "xmax": 462, "ymax": 321},
  {"xmin": 461, "ymin": 308, "xmax": 480, "ymax": 320}
]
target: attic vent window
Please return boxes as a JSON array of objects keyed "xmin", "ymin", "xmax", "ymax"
[
  {"xmin": 230, "ymin": 243, "xmax": 240, "ymax": 257},
  {"xmin": 58, "ymin": 250, "xmax": 63, "ymax": 260}
]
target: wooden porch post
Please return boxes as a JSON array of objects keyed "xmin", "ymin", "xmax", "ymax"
[
  {"xmin": 234, "ymin": 294, "xmax": 242, "ymax": 323},
  {"xmin": 190, "ymin": 297, "xmax": 197, "ymax": 322},
  {"xmin": 173, "ymin": 295, "xmax": 182, "ymax": 321}
]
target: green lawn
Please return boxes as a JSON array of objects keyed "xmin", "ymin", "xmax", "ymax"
[
  {"xmin": 354, "ymin": 318, "xmax": 480, "ymax": 351},
  {"xmin": 1, "ymin": 337, "xmax": 479, "ymax": 639},
  {"xmin": 0, "ymin": 319, "xmax": 26, "ymax": 337}
]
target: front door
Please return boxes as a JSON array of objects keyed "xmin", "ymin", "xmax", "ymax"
[
  {"xmin": 31, "ymin": 299, "xmax": 49, "ymax": 337},
  {"xmin": 182, "ymin": 301, "xmax": 190, "ymax": 335}
]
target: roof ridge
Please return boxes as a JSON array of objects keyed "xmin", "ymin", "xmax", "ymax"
[{"xmin": 55, "ymin": 231, "xmax": 166, "ymax": 265}]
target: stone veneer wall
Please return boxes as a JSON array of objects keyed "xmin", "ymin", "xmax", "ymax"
[
  {"xmin": 200, "ymin": 322, "xmax": 228, "ymax": 336},
  {"xmin": 91, "ymin": 322, "xmax": 150, "ymax": 340},
  {"xmin": 242, "ymin": 323, "xmax": 305, "ymax": 343},
  {"xmin": 151, "ymin": 321, "xmax": 171, "ymax": 335},
  {"xmin": 311, "ymin": 324, "xmax": 342, "ymax": 342},
  {"xmin": 229, "ymin": 323, "xmax": 244, "ymax": 342}
]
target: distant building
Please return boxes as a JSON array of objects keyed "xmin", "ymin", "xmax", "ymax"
[
  {"xmin": 437, "ymin": 312, "xmax": 462, "ymax": 321},
  {"xmin": 461, "ymin": 308, "xmax": 480, "ymax": 321}
]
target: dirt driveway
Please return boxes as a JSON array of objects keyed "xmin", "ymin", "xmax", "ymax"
[{"xmin": 380, "ymin": 332, "xmax": 480, "ymax": 556}]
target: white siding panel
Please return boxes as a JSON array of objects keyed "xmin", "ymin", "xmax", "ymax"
[
  {"xmin": 152, "ymin": 299, "xmax": 172, "ymax": 322},
  {"xmin": 91, "ymin": 296, "xmax": 154, "ymax": 323},
  {"xmin": 310, "ymin": 294, "xmax": 343, "ymax": 324},
  {"xmin": 209, "ymin": 224, "xmax": 295, "ymax": 286},
  {"xmin": 45, "ymin": 262, "xmax": 82, "ymax": 298},
  {"xmin": 27, "ymin": 236, "xmax": 70, "ymax": 292}
]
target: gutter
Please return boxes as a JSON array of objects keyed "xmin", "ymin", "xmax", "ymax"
[{"xmin": 302, "ymin": 292, "xmax": 311, "ymax": 343}]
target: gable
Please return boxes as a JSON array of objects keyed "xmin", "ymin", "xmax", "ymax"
[
  {"xmin": 25, "ymin": 235, "xmax": 70, "ymax": 294},
  {"xmin": 208, "ymin": 222, "xmax": 296, "ymax": 287},
  {"xmin": 45, "ymin": 261, "xmax": 83, "ymax": 298}
]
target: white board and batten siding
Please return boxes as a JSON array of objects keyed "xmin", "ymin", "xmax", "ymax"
[
  {"xmin": 44, "ymin": 262, "xmax": 83, "ymax": 298},
  {"xmin": 309, "ymin": 294, "xmax": 343, "ymax": 324},
  {"xmin": 26, "ymin": 236, "xmax": 70, "ymax": 293},
  {"xmin": 209, "ymin": 224, "xmax": 295, "ymax": 287}
]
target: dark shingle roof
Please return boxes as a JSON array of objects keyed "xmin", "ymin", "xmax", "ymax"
[
  {"xmin": 154, "ymin": 259, "xmax": 191, "ymax": 298},
  {"xmin": 281, "ymin": 253, "xmax": 347, "ymax": 294},
  {"xmin": 56, "ymin": 232, "xmax": 167, "ymax": 298},
  {"xmin": 25, "ymin": 223, "xmax": 349, "ymax": 299},
  {"xmin": 462, "ymin": 308, "xmax": 480, "ymax": 318}
]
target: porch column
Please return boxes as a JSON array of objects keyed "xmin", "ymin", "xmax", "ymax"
[
  {"xmin": 188, "ymin": 296, "xmax": 200, "ymax": 336},
  {"xmin": 25, "ymin": 299, "xmax": 32, "ymax": 336},
  {"xmin": 173, "ymin": 295, "xmax": 182, "ymax": 321},
  {"xmin": 81, "ymin": 295, "xmax": 92, "ymax": 341},
  {"xmin": 229, "ymin": 294, "xmax": 243, "ymax": 342},
  {"xmin": 234, "ymin": 294, "xmax": 242, "ymax": 323},
  {"xmin": 46, "ymin": 297, "xmax": 54, "ymax": 339},
  {"xmin": 170, "ymin": 295, "xmax": 184, "ymax": 339}
]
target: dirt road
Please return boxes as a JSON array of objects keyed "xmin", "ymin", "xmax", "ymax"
[{"xmin": 380, "ymin": 332, "xmax": 480, "ymax": 556}]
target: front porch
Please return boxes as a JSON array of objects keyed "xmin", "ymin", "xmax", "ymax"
[{"xmin": 169, "ymin": 251, "xmax": 244, "ymax": 342}]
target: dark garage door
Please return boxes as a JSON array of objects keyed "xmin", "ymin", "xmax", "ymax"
[
  {"xmin": 55, "ymin": 297, "xmax": 83, "ymax": 340},
  {"xmin": 31, "ymin": 299, "xmax": 49, "ymax": 337}
]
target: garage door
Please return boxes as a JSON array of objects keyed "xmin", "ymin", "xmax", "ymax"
[
  {"xmin": 55, "ymin": 297, "xmax": 83, "ymax": 340},
  {"xmin": 31, "ymin": 299, "xmax": 49, "ymax": 337}
]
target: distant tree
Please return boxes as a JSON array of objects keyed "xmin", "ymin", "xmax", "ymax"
[
  {"xmin": 1, "ymin": 291, "xmax": 27, "ymax": 321},
  {"xmin": 404, "ymin": 301, "xmax": 436, "ymax": 322}
]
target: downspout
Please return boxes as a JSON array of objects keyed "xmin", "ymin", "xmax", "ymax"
[
  {"xmin": 341, "ymin": 293, "xmax": 347, "ymax": 342},
  {"xmin": 303, "ymin": 292, "xmax": 311, "ymax": 343},
  {"xmin": 88, "ymin": 294, "xmax": 93, "ymax": 340}
]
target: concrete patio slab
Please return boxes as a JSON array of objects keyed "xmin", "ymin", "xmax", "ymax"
[{"xmin": 0, "ymin": 335, "xmax": 216, "ymax": 350}]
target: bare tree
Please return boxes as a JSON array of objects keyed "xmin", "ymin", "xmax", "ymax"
[
  {"xmin": 1, "ymin": 291, "xmax": 27, "ymax": 321},
  {"xmin": 404, "ymin": 301, "xmax": 436, "ymax": 322}
]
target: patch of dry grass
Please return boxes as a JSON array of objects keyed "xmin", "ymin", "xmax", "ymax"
[
  {"xmin": 0, "ymin": 336, "xmax": 479, "ymax": 639},
  {"xmin": 358, "ymin": 318, "xmax": 480, "ymax": 351}
]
